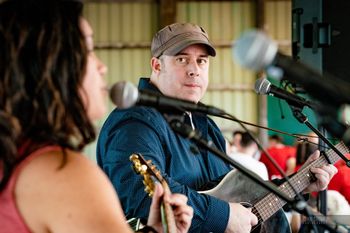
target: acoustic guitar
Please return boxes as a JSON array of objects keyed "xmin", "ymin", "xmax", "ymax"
[
  {"xmin": 130, "ymin": 153, "xmax": 177, "ymax": 233},
  {"xmin": 130, "ymin": 142, "xmax": 349, "ymax": 232},
  {"xmin": 200, "ymin": 141, "xmax": 349, "ymax": 232}
]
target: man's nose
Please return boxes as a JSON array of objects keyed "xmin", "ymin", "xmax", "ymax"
[{"xmin": 187, "ymin": 61, "xmax": 200, "ymax": 77}]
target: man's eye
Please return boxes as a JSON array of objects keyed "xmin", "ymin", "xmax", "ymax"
[
  {"xmin": 198, "ymin": 58, "xmax": 208, "ymax": 65},
  {"xmin": 176, "ymin": 57, "xmax": 187, "ymax": 63}
]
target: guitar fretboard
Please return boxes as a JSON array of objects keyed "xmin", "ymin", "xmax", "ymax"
[{"xmin": 254, "ymin": 142, "xmax": 349, "ymax": 222}]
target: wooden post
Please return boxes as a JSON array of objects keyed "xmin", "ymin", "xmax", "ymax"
[{"xmin": 159, "ymin": 0, "xmax": 177, "ymax": 28}]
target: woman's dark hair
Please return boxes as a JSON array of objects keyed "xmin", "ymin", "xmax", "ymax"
[{"xmin": 0, "ymin": 0, "xmax": 95, "ymax": 190}]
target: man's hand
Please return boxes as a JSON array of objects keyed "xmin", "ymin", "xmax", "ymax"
[
  {"xmin": 303, "ymin": 150, "xmax": 338, "ymax": 193},
  {"xmin": 225, "ymin": 203, "xmax": 258, "ymax": 233}
]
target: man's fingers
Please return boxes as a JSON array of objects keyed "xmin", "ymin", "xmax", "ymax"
[
  {"xmin": 166, "ymin": 193, "xmax": 188, "ymax": 206},
  {"xmin": 308, "ymin": 150, "xmax": 320, "ymax": 161}
]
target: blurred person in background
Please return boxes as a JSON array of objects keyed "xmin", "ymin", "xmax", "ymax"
[
  {"xmin": 228, "ymin": 132, "xmax": 268, "ymax": 180},
  {"xmin": 328, "ymin": 153, "xmax": 350, "ymax": 204},
  {"xmin": 228, "ymin": 130, "xmax": 244, "ymax": 154},
  {"xmin": 260, "ymin": 134, "xmax": 296, "ymax": 179}
]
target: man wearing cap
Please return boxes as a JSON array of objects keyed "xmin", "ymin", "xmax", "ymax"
[{"xmin": 97, "ymin": 23, "xmax": 336, "ymax": 233}]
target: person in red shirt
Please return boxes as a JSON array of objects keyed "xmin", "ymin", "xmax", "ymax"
[
  {"xmin": 260, "ymin": 134, "xmax": 296, "ymax": 179},
  {"xmin": 328, "ymin": 154, "xmax": 350, "ymax": 204}
]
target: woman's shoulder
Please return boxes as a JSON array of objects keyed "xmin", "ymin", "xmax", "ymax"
[
  {"xmin": 15, "ymin": 148, "xmax": 116, "ymax": 205},
  {"xmin": 17, "ymin": 148, "xmax": 100, "ymax": 182},
  {"xmin": 15, "ymin": 148, "xmax": 131, "ymax": 233}
]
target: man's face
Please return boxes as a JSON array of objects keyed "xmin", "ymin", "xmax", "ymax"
[
  {"xmin": 153, "ymin": 44, "xmax": 209, "ymax": 103},
  {"xmin": 233, "ymin": 134, "xmax": 242, "ymax": 148}
]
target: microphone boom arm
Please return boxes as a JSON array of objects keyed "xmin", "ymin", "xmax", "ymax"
[{"xmin": 289, "ymin": 104, "xmax": 350, "ymax": 167}]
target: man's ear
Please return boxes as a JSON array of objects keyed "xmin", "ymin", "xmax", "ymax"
[{"xmin": 151, "ymin": 57, "xmax": 161, "ymax": 73}]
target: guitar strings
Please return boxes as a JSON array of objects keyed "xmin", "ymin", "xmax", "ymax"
[{"xmin": 249, "ymin": 143, "xmax": 349, "ymax": 229}]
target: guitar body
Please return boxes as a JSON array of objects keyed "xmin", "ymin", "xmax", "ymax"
[{"xmin": 200, "ymin": 170, "xmax": 291, "ymax": 233}]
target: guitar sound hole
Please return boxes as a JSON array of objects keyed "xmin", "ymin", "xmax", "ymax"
[{"xmin": 240, "ymin": 201, "xmax": 253, "ymax": 208}]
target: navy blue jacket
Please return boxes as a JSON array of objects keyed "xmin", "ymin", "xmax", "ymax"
[{"xmin": 97, "ymin": 78, "xmax": 232, "ymax": 232}]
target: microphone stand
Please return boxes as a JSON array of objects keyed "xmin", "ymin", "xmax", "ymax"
[
  {"xmin": 318, "ymin": 125, "xmax": 328, "ymax": 217},
  {"xmin": 168, "ymin": 118, "xmax": 345, "ymax": 233}
]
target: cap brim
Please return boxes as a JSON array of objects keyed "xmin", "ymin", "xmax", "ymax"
[{"xmin": 163, "ymin": 38, "xmax": 216, "ymax": 57}]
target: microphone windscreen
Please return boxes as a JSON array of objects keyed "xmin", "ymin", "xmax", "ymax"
[
  {"xmin": 109, "ymin": 81, "xmax": 139, "ymax": 108},
  {"xmin": 254, "ymin": 78, "xmax": 271, "ymax": 95},
  {"xmin": 233, "ymin": 30, "xmax": 278, "ymax": 71}
]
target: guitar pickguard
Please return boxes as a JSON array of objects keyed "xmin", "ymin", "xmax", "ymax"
[{"xmin": 199, "ymin": 169, "xmax": 269, "ymax": 204}]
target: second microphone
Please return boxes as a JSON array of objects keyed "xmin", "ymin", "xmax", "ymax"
[{"xmin": 254, "ymin": 78, "xmax": 316, "ymax": 109}]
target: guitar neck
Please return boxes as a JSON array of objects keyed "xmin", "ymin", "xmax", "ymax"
[
  {"xmin": 254, "ymin": 142, "xmax": 349, "ymax": 222},
  {"xmin": 161, "ymin": 182, "xmax": 177, "ymax": 233}
]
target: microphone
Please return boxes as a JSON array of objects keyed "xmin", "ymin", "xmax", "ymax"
[
  {"xmin": 109, "ymin": 81, "xmax": 226, "ymax": 116},
  {"xmin": 233, "ymin": 30, "xmax": 350, "ymax": 106},
  {"xmin": 255, "ymin": 78, "xmax": 315, "ymax": 109}
]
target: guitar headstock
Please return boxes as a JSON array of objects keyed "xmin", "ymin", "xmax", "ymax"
[
  {"xmin": 130, "ymin": 153, "xmax": 176, "ymax": 233},
  {"xmin": 130, "ymin": 153, "xmax": 165, "ymax": 196}
]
